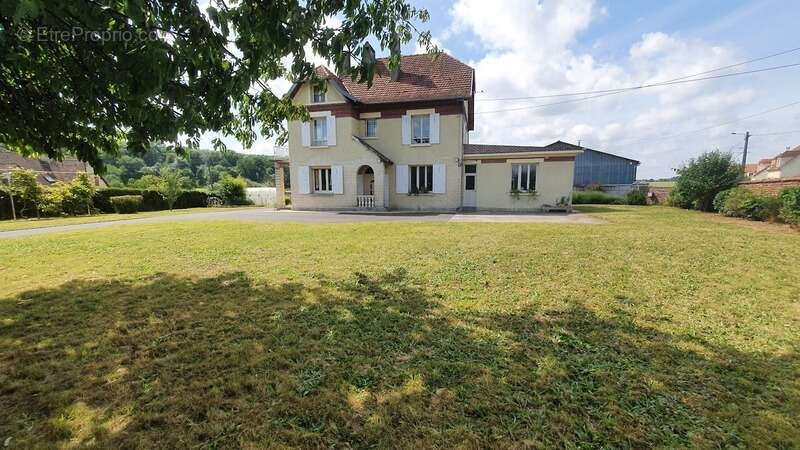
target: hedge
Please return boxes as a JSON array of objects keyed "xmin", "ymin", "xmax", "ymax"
[
  {"xmin": 572, "ymin": 191, "xmax": 624, "ymax": 205},
  {"xmin": 779, "ymin": 187, "xmax": 800, "ymax": 226},
  {"xmin": 110, "ymin": 195, "xmax": 143, "ymax": 214},
  {"xmin": 93, "ymin": 188, "xmax": 207, "ymax": 213}
]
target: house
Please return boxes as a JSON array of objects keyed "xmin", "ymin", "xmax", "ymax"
[
  {"xmin": 568, "ymin": 143, "xmax": 640, "ymax": 187},
  {"xmin": 0, "ymin": 149, "xmax": 107, "ymax": 187},
  {"xmin": 750, "ymin": 146, "xmax": 800, "ymax": 180},
  {"xmin": 283, "ymin": 50, "xmax": 581, "ymax": 211}
]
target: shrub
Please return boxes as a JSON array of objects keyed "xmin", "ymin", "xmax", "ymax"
[
  {"xmin": 625, "ymin": 189, "xmax": 647, "ymax": 205},
  {"xmin": 8, "ymin": 168, "xmax": 41, "ymax": 217},
  {"xmin": 779, "ymin": 187, "xmax": 800, "ymax": 226},
  {"xmin": 174, "ymin": 190, "xmax": 209, "ymax": 209},
  {"xmin": 110, "ymin": 195, "xmax": 143, "ymax": 214},
  {"xmin": 713, "ymin": 188, "xmax": 734, "ymax": 212},
  {"xmin": 61, "ymin": 173, "xmax": 96, "ymax": 215},
  {"xmin": 572, "ymin": 191, "xmax": 624, "ymax": 205},
  {"xmin": 666, "ymin": 188, "xmax": 694, "ymax": 209},
  {"xmin": 38, "ymin": 184, "xmax": 67, "ymax": 216},
  {"xmin": 673, "ymin": 151, "xmax": 742, "ymax": 211},
  {"xmin": 213, "ymin": 175, "xmax": 249, "ymax": 205},
  {"xmin": 718, "ymin": 188, "xmax": 781, "ymax": 221},
  {"xmin": 93, "ymin": 188, "xmax": 143, "ymax": 213}
]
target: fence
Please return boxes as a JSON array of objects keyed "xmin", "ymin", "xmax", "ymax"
[{"xmin": 245, "ymin": 187, "xmax": 277, "ymax": 207}]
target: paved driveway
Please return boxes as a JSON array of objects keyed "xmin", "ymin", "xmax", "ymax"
[{"xmin": 0, "ymin": 208, "xmax": 603, "ymax": 239}]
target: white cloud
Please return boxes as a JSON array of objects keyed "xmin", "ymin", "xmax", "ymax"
[{"xmin": 446, "ymin": 0, "xmax": 791, "ymax": 178}]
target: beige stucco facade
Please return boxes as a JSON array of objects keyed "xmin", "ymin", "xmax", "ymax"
[
  {"xmin": 464, "ymin": 155, "xmax": 576, "ymax": 211},
  {"xmin": 287, "ymin": 79, "xmax": 579, "ymax": 211}
]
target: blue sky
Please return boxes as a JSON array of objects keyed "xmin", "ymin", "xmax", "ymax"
[{"xmin": 204, "ymin": 0, "xmax": 800, "ymax": 179}]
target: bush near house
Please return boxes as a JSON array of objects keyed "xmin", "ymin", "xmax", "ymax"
[
  {"xmin": 572, "ymin": 191, "xmax": 624, "ymax": 205},
  {"xmin": 212, "ymin": 174, "xmax": 250, "ymax": 205},
  {"xmin": 714, "ymin": 187, "xmax": 783, "ymax": 222},
  {"xmin": 109, "ymin": 195, "xmax": 143, "ymax": 214},
  {"xmin": 779, "ymin": 187, "xmax": 800, "ymax": 226},
  {"xmin": 672, "ymin": 151, "xmax": 742, "ymax": 211},
  {"xmin": 625, "ymin": 189, "xmax": 647, "ymax": 205}
]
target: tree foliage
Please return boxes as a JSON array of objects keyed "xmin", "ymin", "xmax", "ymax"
[
  {"xmin": 156, "ymin": 167, "xmax": 187, "ymax": 210},
  {"xmin": 673, "ymin": 151, "xmax": 742, "ymax": 212},
  {"xmin": 8, "ymin": 168, "xmax": 41, "ymax": 216},
  {"xmin": 0, "ymin": 0, "xmax": 433, "ymax": 169}
]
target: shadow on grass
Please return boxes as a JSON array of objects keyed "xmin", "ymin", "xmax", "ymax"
[{"xmin": 1, "ymin": 271, "xmax": 797, "ymax": 448}]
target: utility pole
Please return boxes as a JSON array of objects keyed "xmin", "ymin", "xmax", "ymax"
[{"xmin": 732, "ymin": 131, "xmax": 751, "ymax": 175}]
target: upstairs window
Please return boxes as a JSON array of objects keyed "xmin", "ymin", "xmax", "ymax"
[
  {"xmin": 311, "ymin": 117, "xmax": 327, "ymax": 146},
  {"xmin": 511, "ymin": 163, "xmax": 536, "ymax": 192},
  {"xmin": 312, "ymin": 86, "xmax": 326, "ymax": 103},
  {"xmin": 410, "ymin": 165, "xmax": 433, "ymax": 193},
  {"xmin": 364, "ymin": 118, "xmax": 378, "ymax": 138},
  {"xmin": 411, "ymin": 114, "xmax": 430, "ymax": 144}
]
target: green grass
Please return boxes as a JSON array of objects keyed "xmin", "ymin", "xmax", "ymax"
[
  {"xmin": 648, "ymin": 181, "xmax": 676, "ymax": 188},
  {"xmin": 1, "ymin": 206, "xmax": 798, "ymax": 448},
  {"xmin": 0, "ymin": 207, "xmax": 255, "ymax": 232}
]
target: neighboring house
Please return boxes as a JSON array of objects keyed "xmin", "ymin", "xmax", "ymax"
[
  {"xmin": 284, "ymin": 50, "xmax": 581, "ymax": 211},
  {"xmin": 0, "ymin": 149, "xmax": 107, "ymax": 187},
  {"xmin": 568, "ymin": 143, "xmax": 640, "ymax": 187},
  {"xmin": 750, "ymin": 145, "xmax": 800, "ymax": 180}
]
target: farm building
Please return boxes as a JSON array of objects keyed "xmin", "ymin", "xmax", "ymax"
[{"xmin": 546, "ymin": 141, "xmax": 639, "ymax": 187}]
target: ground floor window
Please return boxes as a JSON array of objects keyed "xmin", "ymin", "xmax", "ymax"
[
  {"xmin": 410, "ymin": 165, "xmax": 433, "ymax": 193},
  {"xmin": 313, "ymin": 167, "xmax": 332, "ymax": 192},
  {"xmin": 510, "ymin": 163, "xmax": 536, "ymax": 192}
]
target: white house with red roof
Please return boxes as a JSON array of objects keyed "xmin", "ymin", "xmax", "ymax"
[
  {"xmin": 750, "ymin": 146, "xmax": 800, "ymax": 180},
  {"xmin": 282, "ymin": 50, "xmax": 581, "ymax": 211}
]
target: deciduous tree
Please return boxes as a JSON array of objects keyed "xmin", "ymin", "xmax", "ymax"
[{"xmin": 0, "ymin": 0, "xmax": 433, "ymax": 169}]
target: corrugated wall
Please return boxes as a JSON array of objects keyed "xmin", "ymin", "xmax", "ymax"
[{"xmin": 574, "ymin": 149, "xmax": 638, "ymax": 187}]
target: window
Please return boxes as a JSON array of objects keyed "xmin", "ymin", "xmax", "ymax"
[
  {"xmin": 311, "ymin": 117, "xmax": 327, "ymax": 146},
  {"xmin": 411, "ymin": 114, "xmax": 430, "ymax": 144},
  {"xmin": 510, "ymin": 163, "xmax": 536, "ymax": 192},
  {"xmin": 313, "ymin": 167, "xmax": 332, "ymax": 192},
  {"xmin": 464, "ymin": 164, "xmax": 476, "ymax": 191},
  {"xmin": 364, "ymin": 118, "xmax": 378, "ymax": 138},
  {"xmin": 312, "ymin": 86, "xmax": 326, "ymax": 103},
  {"xmin": 410, "ymin": 165, "xmax": 433, "ymax": 193}
]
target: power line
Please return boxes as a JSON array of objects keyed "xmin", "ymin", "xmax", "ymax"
[
  {"xmin": 608, "ymin": 100, "xmax": 800, "ymax": 148},
  {"xmin": 475, "ymin": 62, "xmax": 800, "ymax": 115},
  {"xmin": 477, "ymin": 46, "xmax": 800, "ymax": 102},
  {"xmin": 751, "ymin": 130, "xmax": 800, "ymax": 136}
]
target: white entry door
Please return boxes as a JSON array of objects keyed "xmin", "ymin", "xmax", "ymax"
[{"xmin": 463, "ymin": 164, "xmax": 477, "ymax": 208}]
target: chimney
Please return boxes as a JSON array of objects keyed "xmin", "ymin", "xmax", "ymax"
[
  {"xmin": 390, "ymin": 40, "xmax": 401, "ymax": 81},
  {"xmin": 338, "ymin": 51, "xmax": 351, "ymax": 77},
  {"xmin": 361, "ymin": 42, "xmax": 376, "ymax": 67}
]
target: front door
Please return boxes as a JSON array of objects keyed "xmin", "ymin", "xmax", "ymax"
[{"xmin": 463, "ymin": 164, "xmax": 477, "ymax": 208}]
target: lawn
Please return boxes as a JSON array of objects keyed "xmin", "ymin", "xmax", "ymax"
[
  {"xmin": 0, "ymin": 206, "xmax": 798, "ymax": 448},
  {"xmin": 0, "ymin": 206, "xmax": 255, "ymax": 232}
]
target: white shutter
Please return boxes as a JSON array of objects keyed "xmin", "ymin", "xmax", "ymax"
[
  {"xmin": 430, "ymin": 113, "xmax": 440, "ymax": 144},
  {"xmin": 332, "ymin": 165, "xmax": 343, "ymax": 194},
  {"xmin": 326, "ymin": 115, "xmax": 336, "ymax": 146},
  {"xmin": 396, "ymin": 165, "xmax": 409, "ymax": 194},
  {"xmin": 298, "ymin": 166, "xmax": 310, "ymax": 194},
  {"xmin": 401, "ymin": 114, "xmax": 411, "ymax": 145},
  {"xmin": 433, "ymin": 163, "xmax": 446, "ymax": 193},
  {"xmin": 301, "ymin": 122, "xmax": 310, "ymax": 147}
]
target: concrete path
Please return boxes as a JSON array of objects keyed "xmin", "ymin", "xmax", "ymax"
[{"xmin": 0, "ymin": 208, "xmax": 603, "ymax": 239}]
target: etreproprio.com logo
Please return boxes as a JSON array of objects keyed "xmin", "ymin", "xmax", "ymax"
[{"xmin": 10, "ymin": 25, "xmax": 159, "ymax": 43}]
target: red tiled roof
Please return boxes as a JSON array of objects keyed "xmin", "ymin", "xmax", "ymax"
[
  {"xmin": 777, "ymin": 145, "xmax": 800, "ymax": 159},
  {"xmin": 0, "ymin": 150, "xmax": 96, "ymax": 185},
  {"xmin": 307, "ymin": 53, "xmax": 474, "ymax": 104}
]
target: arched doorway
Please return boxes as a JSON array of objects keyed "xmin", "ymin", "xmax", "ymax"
[
  {"xmin": 356, "ymin": 165, "xmax": 374, "ymax": 195},
  {"xmin": 356, "ymin": 165, "xmax": 375, "ymax": 208}
]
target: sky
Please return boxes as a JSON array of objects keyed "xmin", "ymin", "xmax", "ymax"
[{"xmin": 201, "ymin": 0, "xmax": 800, "ymax": 179}]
